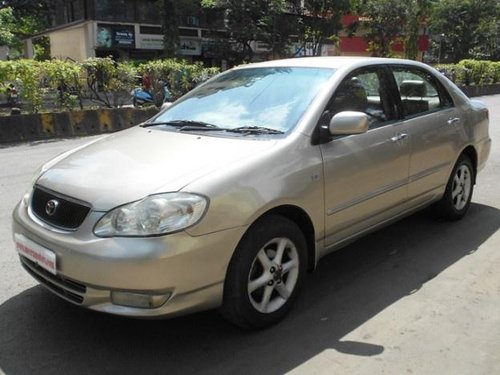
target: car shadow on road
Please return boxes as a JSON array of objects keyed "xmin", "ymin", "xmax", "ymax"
[{"xmin": 1, "ymin": 203, "xmax": 499, "ymax": 375}]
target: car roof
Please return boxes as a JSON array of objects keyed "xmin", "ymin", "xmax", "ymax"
[{"xmin": 234, "ymin": 56, "xmax": 429, "ymax": 71}]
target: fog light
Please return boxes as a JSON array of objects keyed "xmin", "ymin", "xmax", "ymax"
[{"xmin": 111, "ymin": 291, "xmax": 171, "ymax": 309}]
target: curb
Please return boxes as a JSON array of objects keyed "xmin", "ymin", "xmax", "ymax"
[{"xmin": 458, "ymin": 84, "xmax": 500, "ymax": 97}]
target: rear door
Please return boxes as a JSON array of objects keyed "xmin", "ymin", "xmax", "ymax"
[{"xmin": 388, "ymin": 65, "xmax": 463, "ymax": 207}]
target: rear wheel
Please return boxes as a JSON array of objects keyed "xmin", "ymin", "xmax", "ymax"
[
  {"xmin": 220, "ymin": 215, "xmax": 307, "ymax": 329},
  {"xmin": 434, "ymin": 154, "xmax": 474, "ymax": 220}
]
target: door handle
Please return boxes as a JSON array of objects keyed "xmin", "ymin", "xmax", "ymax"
[
  {"xmin": 447, "ymin": 117, "xmax": 460, "ymax": 125},
  {"xmin": 391, "ymin": 133, "xmax": 408, "ymax": 142}
]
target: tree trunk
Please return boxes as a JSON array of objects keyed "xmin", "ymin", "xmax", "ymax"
[{"xmin": 161, "ymin": 0, "xmax": 179, "ymax": 58}]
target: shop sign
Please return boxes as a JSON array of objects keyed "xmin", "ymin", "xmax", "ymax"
[
  {"xmin": 97, "ymin": 24, "xmax": 135, "ymax": 49},
  {"xmin": 179, "ymin": 39, "xmax": 201, "ymax": 55}
]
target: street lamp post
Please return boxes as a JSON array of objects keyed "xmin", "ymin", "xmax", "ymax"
[{"xmin": 438, "ymin": 33, "xmax": 445, "ymax": 64}]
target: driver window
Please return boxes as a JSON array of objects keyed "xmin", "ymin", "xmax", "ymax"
[{"xmin": 321, "ymin": 68, "xmax": 394, "ymax": 128}]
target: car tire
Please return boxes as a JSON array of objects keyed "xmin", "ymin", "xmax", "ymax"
[
  {"xmin": 220, "ymin": 215, "xmax": 307, "ymax": 329},
  {"xmin": 434, "ymin": 154, "xmax": 475, "ymax": 221}
]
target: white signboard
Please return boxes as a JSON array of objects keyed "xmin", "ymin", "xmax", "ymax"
[
  {"xmin": 137, "ymin": 35, "xmax": 201, "ymax": 55},
  {"xmin": 137, "ymin": 35, "xmax": 164, "ymax": 50},
  {"xmin": 179, "ymin": 39, "xmax": 201, "ymax": 56}
]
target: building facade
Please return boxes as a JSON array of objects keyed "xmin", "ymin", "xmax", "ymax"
[
  {"xmin": 339, "ymin": 15, "xmax": 429, "ymax": 60},
  {"xmin": 25, "ymin": 0, "xmax": 224, "ymax": 65},
  {"xmin": 24, "ymin": 0, "xmax": 429, "ymax": 64}
]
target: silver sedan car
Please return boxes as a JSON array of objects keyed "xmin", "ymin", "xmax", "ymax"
[{"xmin": 12, "ymin": 57, "xmax": 491, "ymax": 329}]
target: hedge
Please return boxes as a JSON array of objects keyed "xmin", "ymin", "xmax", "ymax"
[
  {"xmin": 0, "ymin": 58, "xmax": 220, "ymax": 114},
  {"xmin": 436, "ymin": 60, "xmax": 500, "ymax": 85}
]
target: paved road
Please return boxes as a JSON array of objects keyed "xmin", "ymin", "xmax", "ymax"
[{"xmin": 0, "ymin": 96, "xmax": 499, "ymax": 375}]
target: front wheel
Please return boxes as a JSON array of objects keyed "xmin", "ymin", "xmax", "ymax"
[
  {"xmin": 434, "ymin": 154, "xmax": 475, "ymax": 221},
  {"xmin": 220, "ymin": 215, "xmax": 307, "ymax": 329}
]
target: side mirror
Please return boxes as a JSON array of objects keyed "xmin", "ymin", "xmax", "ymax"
[{"xmin": 329, "ymin": 111, "xmax": 369, "ymax": 136}]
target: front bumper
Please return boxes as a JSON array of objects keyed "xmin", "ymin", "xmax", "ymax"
[{"xmin": 12, "ymin": 200, "xmax": 246, "ymax": 318}]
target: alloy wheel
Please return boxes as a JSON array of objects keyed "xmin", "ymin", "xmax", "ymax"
[
  {"xmin": 247, "ymin": 237, "xmax": 299, "ymax": 314},
  {"xmin": 451, "ymin": 164, "xmax": 472, "ymax": 211}
]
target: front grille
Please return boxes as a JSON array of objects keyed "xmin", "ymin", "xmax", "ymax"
[
  {"xmin": 31, "ymin": 187, "xmax": 91, "ymax": 230},
  {"xmin": 21, "ymin": 256, "xmax": 86, "ymax": 305}
]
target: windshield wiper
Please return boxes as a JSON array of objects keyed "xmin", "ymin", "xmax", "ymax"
[
  {"xmin": 142, "ymin": 121, "xmax": 284, "ymax": 135},
  {"xmin": 141, "ymin": 120, "xmax": 220, "ymax": 129},
  {"xmin": 226, "ymin": 126, "xmax": 284, "ymax": 135}
]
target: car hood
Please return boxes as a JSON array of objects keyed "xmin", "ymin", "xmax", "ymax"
[{"xmin": 36, "ymin": 126, "xmax": 277, "ymax": 210}]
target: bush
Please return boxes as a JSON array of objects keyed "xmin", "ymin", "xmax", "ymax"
[
  {"xmin": 9, "ymin": 60, "xmax": 44, "ymax": 112},
  {"xmin": 458, "ymin": 60, "xmax": 493, "ymax": 85},
  {"xmin": 487, "ymin": 61, "xmax": 500, "ymax": 83},
  {"xmin": 44, "ymin": 59, "xmax": 84, "ymax": 110},
  {"xmin": 137, "ymin": 59, "xmax": 219, "ymax": 106},
  {"xmin": 436, "ymin": 60, "xmax": 500, "ymax": 85},
  {"xmin": 81, "ymin": 57, "xmax": 138, "ymax": 108}
]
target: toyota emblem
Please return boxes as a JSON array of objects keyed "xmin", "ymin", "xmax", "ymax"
[{"xmin": 45, "ymin": 199, "xmax": 59, "ymax": 216}]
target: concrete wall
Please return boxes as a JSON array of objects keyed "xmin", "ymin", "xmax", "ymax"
[
  {"xmin": 458, "ymin": 84, "xmax": 500, "ymax": 98},
  {"xmin": 50, "ymin": 23, "xmax": 93, "ymax": 60},
  {"xmin": 0, "ymin": 107, "xmax": 158, "ymax": 144}
]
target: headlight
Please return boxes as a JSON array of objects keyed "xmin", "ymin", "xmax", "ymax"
[{"xmin": 93, "ymin": 193, "xmax": 208, "ymax": 237}]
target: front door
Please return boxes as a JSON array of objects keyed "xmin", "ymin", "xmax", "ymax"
[{"xmin": 319, "ymin": 66, "xmax": 410, "ymax": 247}]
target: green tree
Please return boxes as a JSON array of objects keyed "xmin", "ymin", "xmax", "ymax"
[
  {"xmin": 0, "ymin": 0, "xmax": 53, "ymax": 18},
  {"xmin": 404, "ymin": 0, "xmax": 430, "ymax": 60},
  {"xmin": 0, "ymin": 1, "xmax": 53, "ymax": 35},
  {"xmin": 156, "ymin": 0, "xmax": 202, "ymax": 58},
  {"xmin": 0, "ymin": 7, "xmax": 16, "ymax": 47},
  {"xmin": 0, "ymin": 0, "xmax": 53, "ymax": 58},
  {"xmin": 157, "ymin": 0, "xmax": 180, "ymax": 57},
  {"xmin": 351, "ymin": 0, "xmax": 409, "ymax": 57},
  {"xmin": 296, "ymin": 0, "xmax": 350, "ymax": 56},
  {"xmin": 202, "ymin": 0, "xmax": 288, "ymax": 64},
  {"xmin": 428, "ymin": 0, "xmax": 500, "ymax": 62}
]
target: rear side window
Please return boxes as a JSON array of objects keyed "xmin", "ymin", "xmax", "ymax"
[{"xmin": 391, "ymin": 67, "xmax": 453, "ymax": 118}]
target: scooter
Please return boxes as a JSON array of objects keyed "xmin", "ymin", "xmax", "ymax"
[{"xmin": 131, "ymin": 84, "xmax": 171, "ymax": 107}]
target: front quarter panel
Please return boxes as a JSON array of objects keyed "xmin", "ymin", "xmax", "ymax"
[{"xmin": 184, "ymin": 133, "xmax": 325, "ymax": 241}]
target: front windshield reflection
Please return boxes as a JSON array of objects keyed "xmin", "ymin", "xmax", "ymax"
[{"xmin": 154, "ymin": 67, "xmax": 335, "ymax": 134}]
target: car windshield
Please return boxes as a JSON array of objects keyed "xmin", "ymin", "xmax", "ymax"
[{"xmin": 151, "ymin": 67, "xmax": 336, "ymax": 134}]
